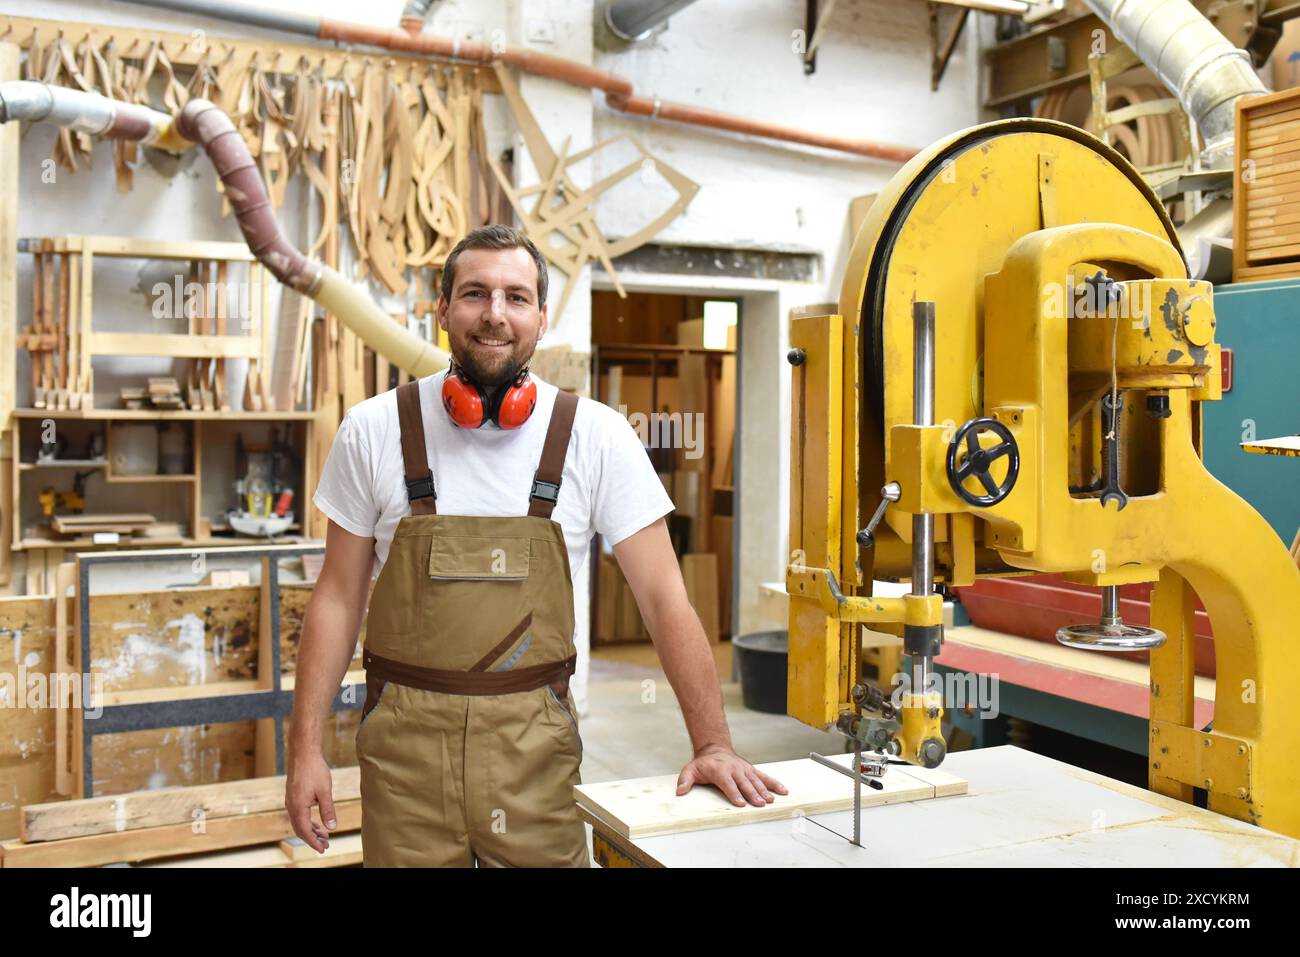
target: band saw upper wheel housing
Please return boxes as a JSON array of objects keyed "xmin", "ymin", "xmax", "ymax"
[{"xmin": 838, "ymin": 119, "xmax": 1184, "ymax": 582}]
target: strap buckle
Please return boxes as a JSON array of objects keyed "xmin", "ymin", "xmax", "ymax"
[
  {"xmin": 405, "ymin": 473, "xmax": 437, "ymax": 502},
  {"xmin": 530, "ymin": 476, "xmax": 561, "ymax": 504}
]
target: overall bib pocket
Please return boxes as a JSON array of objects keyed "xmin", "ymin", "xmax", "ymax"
[
  {"xmin": 417, "ymin": 535, "xmax": 533, "ymax": 662},
  {"xmin": 428, "ymin": 535, "xmax": 530, "ymax": 581}
]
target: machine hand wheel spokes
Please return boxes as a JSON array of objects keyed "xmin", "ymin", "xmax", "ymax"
[
  {"xmin": 946, "ymin": 418, "xmax": 1020, "ymax": 507},
  {"xmin": 1056, "ymin": 621, "xmax": 1166, "ymax": 651},
  {"xmin": 1056, "ymin": 585, "xmax": 1166, "ymax": 651}
]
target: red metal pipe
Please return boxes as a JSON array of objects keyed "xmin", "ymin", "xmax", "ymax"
[
  {"xmin": 118, "ymin": 0, "xmax": 921, "ymax": 162},
  {"xmin": 316, "ymin": 18, "xmax": 917, "ymax": 162},
  {"xmin": 605, "ymin": 91, "xmax": 918, "ymax": 163},
  {"xmin": 317, "ymin": 20, "xmax": 634, "ymax": 98}
]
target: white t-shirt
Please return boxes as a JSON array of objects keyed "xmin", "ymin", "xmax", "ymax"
[{"xmin": 312, "ymin": 371, "xmax": 676, "ymax": 579}]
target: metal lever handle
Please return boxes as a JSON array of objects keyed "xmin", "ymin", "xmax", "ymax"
[{"xmin": 856, "ymin": 482, "xmax": 901, "ymax": 549}]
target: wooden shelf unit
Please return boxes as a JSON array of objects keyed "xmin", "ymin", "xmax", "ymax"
[
  {"xmin": 17, "ymin": 234, "xmax": 278, "ymax": 413},
  {"xmin": 9, "ymin": 409, "xmax": 314, "ymax": 553},
  {"xmin": 7, "ymin": 232, "xmax": 322, "ymax": 566},
  {"xmin": 18, "ymin": 459, "xmax": 107, "ymax": 471},
  {"xmin": 102, "ymin": 474, "xmax": 196, "ymax": 484}
]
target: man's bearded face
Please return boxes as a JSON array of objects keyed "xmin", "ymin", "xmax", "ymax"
[{"xmin": 438, "ymin": 247, "xmax": 548, "ymax": 387}]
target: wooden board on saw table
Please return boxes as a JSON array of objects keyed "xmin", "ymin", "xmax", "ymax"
[{"xmin": 575, "ymin": 754, "xmax": 966, "ymax": 840}]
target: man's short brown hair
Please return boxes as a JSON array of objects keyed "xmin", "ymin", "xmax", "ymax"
[{"xmin": 440, "ymin": 225, "xmax": 548, "ymax": 308}]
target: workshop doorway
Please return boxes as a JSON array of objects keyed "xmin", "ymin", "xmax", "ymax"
[{"xmin": 590, "ymin": 289, "xmax": 740, "ymax": 647}]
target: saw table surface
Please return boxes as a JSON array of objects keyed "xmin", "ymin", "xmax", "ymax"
[{"xmin": 578, "ymin": 746, "xmax": 1300, "ymax": 867}]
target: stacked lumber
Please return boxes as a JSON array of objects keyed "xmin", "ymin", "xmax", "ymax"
[
  {"xmin": 50, "ymin": 513, "xmax": 155, "ymax": 535},
  {"xmin": 17, "ymin": 240, "xmax": 81, "ymax": 410},
  {"xmin": 596, "ymin": 552, "xmax": 646, "ymax": 644},
  {"xmin": 135, "ymin": 521, "xmax": 186, "ymax": 540},
  {"xmin": 118, "ymin": 387, "xmax": 147, "ymax": 410},
  {"xmin": 1234, "ymin": 87, "xmax": 1300, "ymax": 282},
  {"xmin": 681, "ymin": 553, "xmax": 719, "ymax": 643},
  {"xmin": 147, "ymin": 376, "xmax": 185, "ymax": 410},
  {"xmin": 120, "ymin": 378, "xmax": 185, "ymax": 410},
  {"xmin": 199, "ymin": 568, "xmax": 253, "ymax": 588},
  {"xmin": 594, "ymin": 551, "xmax": 720, "ymax": 645},
  {"xmin": 0, "ymin": 768, "xmax": 362, "ymax": 868}
]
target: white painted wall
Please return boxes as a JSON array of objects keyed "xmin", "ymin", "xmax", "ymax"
[{"xmin": 593, "ymin": 0, "xmax": 983, "ymax": 290}]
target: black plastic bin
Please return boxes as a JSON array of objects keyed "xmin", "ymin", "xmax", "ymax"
[{"xmin": 732, "ymin": 630, "xmax": 788, "ymax": 714}]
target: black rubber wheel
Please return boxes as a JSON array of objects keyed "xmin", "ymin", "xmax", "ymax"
[{"xmin": 946, "ymin": 417, "xmax": 1020, "ymax": 507}]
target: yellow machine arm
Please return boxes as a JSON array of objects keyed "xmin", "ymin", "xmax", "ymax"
[{"xmin": 788, "ymin": 118, "xmax": 1300, "ymax": 840}]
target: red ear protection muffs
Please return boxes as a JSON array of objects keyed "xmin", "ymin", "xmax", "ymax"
[{"xmin": 442, "ymin": 361, "xmax": 537, "ymax": 429}]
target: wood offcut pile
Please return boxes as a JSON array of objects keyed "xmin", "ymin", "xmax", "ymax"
[
  {"xmin": 42, "ymin": 513, "xmax": 185, "ymax": 544},
  {"xmin": 120, "ymin": 377, "xmax": 184, "ymax": 410},
  {"xmin": 0, "ymin": 768, "xmax": 362, "ymax": 868}
]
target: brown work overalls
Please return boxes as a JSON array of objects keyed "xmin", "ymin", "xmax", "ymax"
[{"xmin": 355, "ymin": 380, "xmax": 590, "ymax": 867}]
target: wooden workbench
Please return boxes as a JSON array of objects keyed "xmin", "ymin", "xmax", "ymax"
[{"xmin": 580, "ymin": 746, "xmax": 1300, "ymax": 867}]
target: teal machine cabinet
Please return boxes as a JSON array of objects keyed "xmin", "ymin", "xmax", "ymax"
[{"xmin": 1204, "ymin": 279, "xmax": 1300, "ymax": 546}]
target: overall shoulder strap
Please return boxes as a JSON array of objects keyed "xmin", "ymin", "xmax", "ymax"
[
  {"xmin": 396, "ymin": 380, "xmax": 437, "ymax": 515},
  {"xmin": 528, "ymin": 390, "xmax": 579, "ymax": 519}
]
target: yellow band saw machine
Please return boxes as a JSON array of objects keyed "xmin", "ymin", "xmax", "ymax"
[{"xmin": 786, "ymin": 118, "xmax": 1300, "ymax": 844}]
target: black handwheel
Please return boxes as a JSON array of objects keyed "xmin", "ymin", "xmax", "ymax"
[{"xmin": 946, "ymin": 418, "xmax": 1020, "ymax": 507}]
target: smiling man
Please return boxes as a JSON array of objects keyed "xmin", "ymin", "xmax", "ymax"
[{"xmin": 286, "ymin": 225, "xmax": 786, "ymax": 867}]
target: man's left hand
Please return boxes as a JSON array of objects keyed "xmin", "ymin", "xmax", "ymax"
[{"xmin": 676, "ymin": 745, "xmax": 790, "ymax": 807}]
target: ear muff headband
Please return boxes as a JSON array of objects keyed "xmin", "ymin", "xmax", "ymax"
[{"xmin": 441, "ymin": 362, "xmax": 537, "ymax": 430}]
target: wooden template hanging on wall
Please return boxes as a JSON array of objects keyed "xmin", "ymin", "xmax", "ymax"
[
  {"xmin": 489, "ymin": 63, "xmax": 700, "ymax": 324},
  {"xmin": 3, "ymin": 16, "xmax": 506, "ymax": 299}
]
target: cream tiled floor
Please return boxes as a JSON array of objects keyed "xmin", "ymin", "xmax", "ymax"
[{"xmin": 579, "ymin": 639, "xmax": 846, "ymax": 784}]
